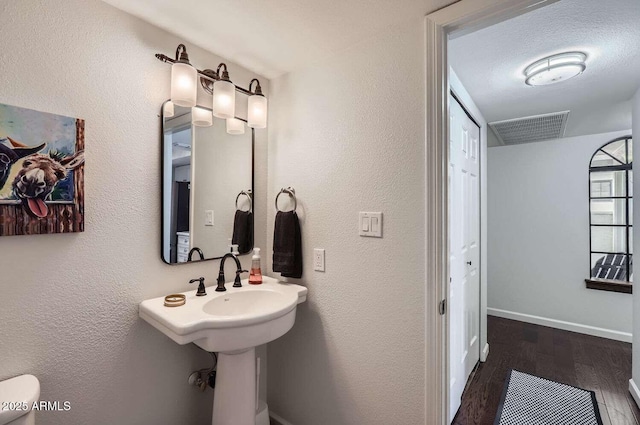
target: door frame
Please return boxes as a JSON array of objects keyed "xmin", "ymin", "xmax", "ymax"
[{"xmin": 423, "ymin": 1, "xmax": 560, "ymax": 424}]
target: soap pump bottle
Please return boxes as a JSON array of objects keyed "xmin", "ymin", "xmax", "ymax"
[{"xmin": 249, "ymin": 248, "xmax": 262, "ymax": 285}]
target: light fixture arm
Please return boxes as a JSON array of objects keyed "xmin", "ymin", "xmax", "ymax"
[
  {"xmin": 175, "ymin": 44, "xmax": 190, "ymax": 64},
  {"xmin": 216, "ymin": 63, "xmax": 231, "ymax": 81},
  {"xmin": 156, "ymin": 48, "xmax": 257, "ymax": 97},
  {"xmin": 249, "ymin": 79, "xmax": 263, "ymax": 96}
]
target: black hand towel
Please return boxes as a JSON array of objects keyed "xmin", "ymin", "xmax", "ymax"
[
  {"xmin": 232, "ymin": 210, "xmax": 253, "ymax": 254},
  {"xmin": 273, "ymin": 211, "xmax": 302, "ymax": 278}
]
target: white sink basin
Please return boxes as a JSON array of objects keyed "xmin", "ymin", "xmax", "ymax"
[
  {"xmin": 202, "ymin": 289, "xmax": 291, "ymax": 317},
  {"xmin": 139, "ymin": 276, "xmax": 307, "ymax": 352},
  {"xmin": 139, "ymin": 276, "xmax": 307, "ymax": 425}
]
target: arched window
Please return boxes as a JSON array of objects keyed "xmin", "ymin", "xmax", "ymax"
[{"xmin": 589, "ymin": 136, "xmax": 632, "ymax": 286}]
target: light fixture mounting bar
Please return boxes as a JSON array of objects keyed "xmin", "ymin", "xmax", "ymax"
[{"xmin": 155, "ymin": 53, "xmax": 254, "ymax": 96}]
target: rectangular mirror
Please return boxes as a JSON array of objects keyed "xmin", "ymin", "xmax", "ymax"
[{"xmin": 162, "ymin": 101, "xmax": 254, "ymax": 264}]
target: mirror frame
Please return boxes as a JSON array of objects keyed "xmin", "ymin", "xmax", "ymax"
[{"xmin": 160, "ymin": 100, "xmax": 255, "ymax": 265}]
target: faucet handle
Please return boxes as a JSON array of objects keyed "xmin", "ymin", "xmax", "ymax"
[
  {"xmin": 233, "ymin": 270, "xmax": 248, "ymax": 288},
  {"xmin": 189, "ymin": 277, "xmax": 207, "ymax": 296}
]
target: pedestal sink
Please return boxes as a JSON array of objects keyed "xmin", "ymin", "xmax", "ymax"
[{"xmin": 139, "ymin": 276, "xmax": 307, "ymax": 425}]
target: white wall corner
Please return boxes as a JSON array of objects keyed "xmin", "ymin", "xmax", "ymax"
[
  {"xmin": 270, "ymin": 411, "xmax": 295, "ymax": 425},
  {"xmin": 481, "ymin": 343, "xmax": 490, "ymax": 362},
  {"xmin": 629, "ymin": 379, "xmax": 640, "ymax": 409},
  {"xmin": 487, "ymin": 308, "xmax": 633, "ymax": 343}
]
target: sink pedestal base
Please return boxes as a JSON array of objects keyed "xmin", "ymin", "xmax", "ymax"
[{"xmin": 212, "ymin": 347, "xmax": 256, "ymax": 425}]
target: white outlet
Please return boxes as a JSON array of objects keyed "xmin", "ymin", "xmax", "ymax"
[
  {"xmin": 205, "ymin": 210, "xmax": 214, "ymax": 226},
  {"xmin": 314, "ymin": 248, "xmax": 325, "ymax": 272}
]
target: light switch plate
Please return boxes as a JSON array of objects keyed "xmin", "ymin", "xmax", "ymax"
[
  {"xmin": 359, "ymin": 212, "xmax": 382, "ymax": 237},
  {"xmin": 205, "ymin": 210, "xmax": 214, "ymax": 226},
  {"xmin": 314, "ymin": 248, "xmax": 325, "ymax": 272}
]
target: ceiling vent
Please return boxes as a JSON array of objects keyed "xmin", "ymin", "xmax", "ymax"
[{"xmin": 489, "ymin": 111, "xmax": 570, "ymax": 145}]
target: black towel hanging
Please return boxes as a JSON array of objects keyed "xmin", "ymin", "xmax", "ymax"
[
  {"xmin": 273, "ymin": 188, "xmax": 302, "ymax": 278},
  {"xmin": 232, "ymin": 190, "xmax": 253, "ymax": 254}
]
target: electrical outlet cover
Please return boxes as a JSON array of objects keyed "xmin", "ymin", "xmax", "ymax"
[
  {"xmin": 205, "ymin": 210, "xmax": 214, "ymax": 226},
  {"xmin": 314, "ymin": 248, "xmax": 325, "ymax": 272}
]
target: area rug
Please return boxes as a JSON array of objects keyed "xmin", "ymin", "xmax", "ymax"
[{"xmin": 494, "ymin": 370, "xmax": 603, "ymax": 425}]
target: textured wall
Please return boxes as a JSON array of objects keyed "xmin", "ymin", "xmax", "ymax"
[
  {"xmin": 265, "ymin": 19, "xmax": 427, "ymax": 425},
  {"xmin": 487, "ymin": 130, "xmax": 633, "ymax": 336},
  {"xmin": 0, "ymin": 0, "xmax": 268, "ymax": 424}
]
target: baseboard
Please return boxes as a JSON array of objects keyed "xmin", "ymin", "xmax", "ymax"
[
  {"xmin": 480, "ymin": 343, "xmax": 489, "ymax": 362},
  {"xmin": 270, "ymin": 411, "xmax": 294, "ymax": 425},
  {"xmin": 630, "ymin": 379, "xmax": 640, "ymax": 409},
  {"xmin": 487, "ymin": 308, "xmax": 632, "ymax": 343}
]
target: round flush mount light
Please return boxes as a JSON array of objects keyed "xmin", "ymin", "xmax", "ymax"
[{"xmin": 524, "ymin": 52, "xmax": 587, "ymax": 86}]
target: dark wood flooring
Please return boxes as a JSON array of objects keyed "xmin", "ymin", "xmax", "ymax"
[{"xmin": 454, "ymin": 316, "xmax": 640, "ymax": 425}]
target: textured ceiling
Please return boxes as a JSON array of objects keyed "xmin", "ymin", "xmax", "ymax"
[
  {"xmin": 449, "ymin": 0, "xmax": 640, "ymax": 139},
  {"xmin": 100, "ymin": 0, "xmax": 455, "ymax": 79}
]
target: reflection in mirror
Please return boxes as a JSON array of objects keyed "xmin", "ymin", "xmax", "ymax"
[{"xmin": 162, "ymin": 101, "xmax": 254, "ymax": 264}]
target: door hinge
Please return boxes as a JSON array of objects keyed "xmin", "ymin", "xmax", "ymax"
[{"xmin": 439, "ymin": 299, "xmax": 446, "ymax": 315}]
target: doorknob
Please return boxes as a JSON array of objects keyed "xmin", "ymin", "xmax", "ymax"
[{"xmin": 467, "ymin": 261, "xmax": 472, "ymax": 265}]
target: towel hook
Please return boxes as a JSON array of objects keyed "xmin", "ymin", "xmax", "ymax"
[
  {"xmin": 235, "ymin": 190, "xmax": 253, "ymax": 212},
  {"xmin": 275, "ymin": 187, "xmax": 297, "ymax": 212}
]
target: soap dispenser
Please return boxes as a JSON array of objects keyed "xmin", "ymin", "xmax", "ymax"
[
  {"xmin": 249, "ymin": 248, "xmax": 262, "ymax": 285},
  {"xmin": 228, "ymin": 239, "xmax": 239, "ymax": 256}
]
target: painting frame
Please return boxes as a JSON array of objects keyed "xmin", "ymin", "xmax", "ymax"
[{"xmin": 0, "ymin": 103, "xmax": 85, "ymax": 236}]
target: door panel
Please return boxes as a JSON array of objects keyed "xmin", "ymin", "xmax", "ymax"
[{"xmin": 448, "ymin": 95, "xmax": 481, "ymax": 423}]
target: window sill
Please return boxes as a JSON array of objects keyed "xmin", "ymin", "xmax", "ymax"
[{"xmin": 585, "ymin": 278, "xmax": 632, "ymax": 294}]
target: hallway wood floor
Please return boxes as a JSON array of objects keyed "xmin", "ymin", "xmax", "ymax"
[{"xmin": 453, "ymin": 316, "xmax": 640, "ymax": 425}]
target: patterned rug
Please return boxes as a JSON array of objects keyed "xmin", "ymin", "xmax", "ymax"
[{"xmin": 494, "ymin": 370, "xmax": 603, "ymax": 425}]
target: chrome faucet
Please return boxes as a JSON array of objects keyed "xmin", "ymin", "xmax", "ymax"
[
  {"xmin": 188, "ymin": 247, "xmax": 205, "ymax": 262},
  {"xmin": 216, "ymin": 253, "xmax": 247, "ymax": 292}
]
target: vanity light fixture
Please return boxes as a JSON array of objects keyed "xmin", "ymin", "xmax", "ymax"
[
  {"xmin": 170, "ymin": 44, "xmax": 198, "ymax": 107},
  {"xmin": 192, "ymin": 106, "xmax": 213, "ymax": 127},
  {"xmin": 156, "ymin": 45, "xmax": 268, "ymax": 129},
  {"xmin": 226, "ymin": 118, "xmax": 245, "ymax": 135},
  {"xmin": 247, "ymin": 79, "xmax": 267, "ymax": 129},
  {"xmin": 524, "ymin": 52, "xmax": 587, "ymax": 86}
]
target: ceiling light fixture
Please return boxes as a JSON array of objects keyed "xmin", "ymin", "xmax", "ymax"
[{"xmin": 524, "ymin": 52, "xmax": 587, "ymax": 86}]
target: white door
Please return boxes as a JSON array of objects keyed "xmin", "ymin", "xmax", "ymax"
[{"xmin": 448, "ymin": 95, "xmax": 480, "ymax": 423}]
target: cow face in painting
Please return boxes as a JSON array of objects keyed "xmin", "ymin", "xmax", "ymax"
[
  {"xmin": 0, "ymin": 137, "xmax": 46, "ymax": 190},
  {"xmin": 12, "ymin": 150, "xmax": 85, "ymax": 218}
]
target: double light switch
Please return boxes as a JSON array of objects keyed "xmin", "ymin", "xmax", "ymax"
[{"xmin": 359, "ymin": 212, "xmax": 382, "ymax": 237}]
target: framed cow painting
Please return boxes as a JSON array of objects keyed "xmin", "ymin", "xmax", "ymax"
[{"xmin": 0, "ymin": 103, "xmax": 85, "ymax": 236}]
